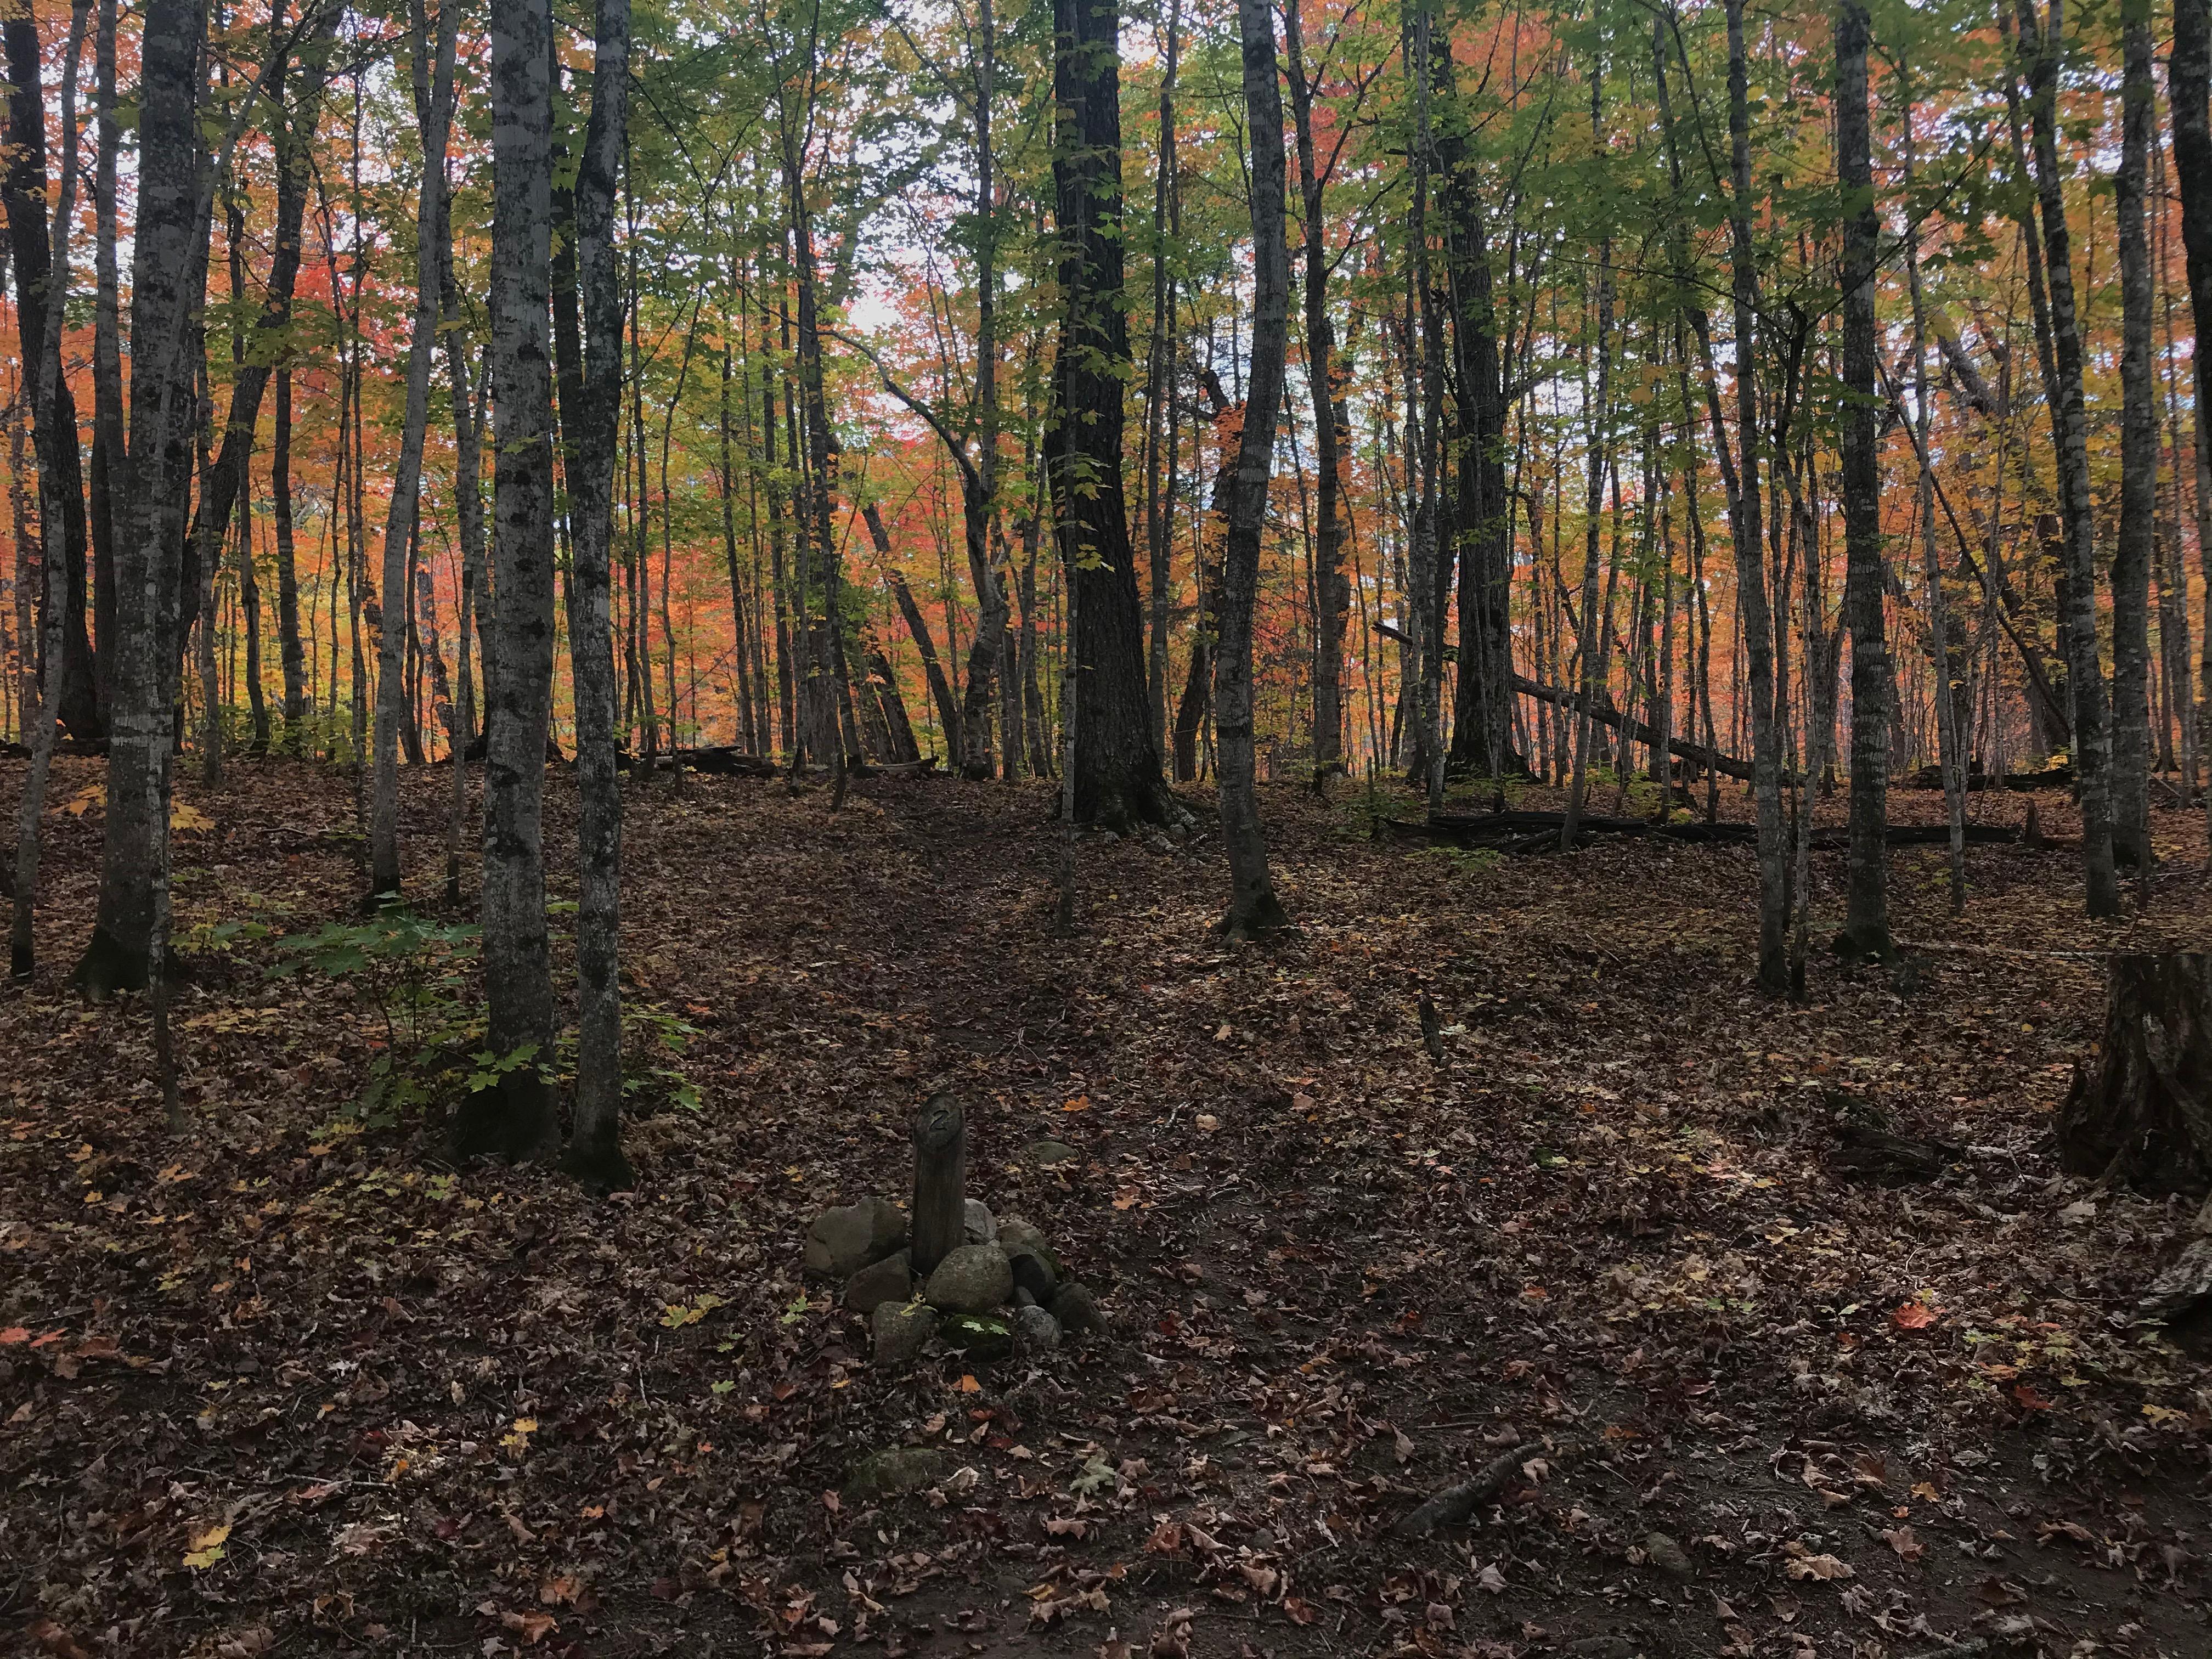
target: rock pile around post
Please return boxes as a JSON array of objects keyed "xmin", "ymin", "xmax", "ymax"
[{"xmin": 804, "ymin": 1199, "xmax": 1103, "ymax": 1367}]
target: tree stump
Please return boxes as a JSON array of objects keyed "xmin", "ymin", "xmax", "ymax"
[
  {"xmin": 911, "ymin": 1094, "xmax": 967, "ymax": 1277},
  {"xmin": 2055, "ymin": 953, "xmax": 2212, "ymax": 1194}
]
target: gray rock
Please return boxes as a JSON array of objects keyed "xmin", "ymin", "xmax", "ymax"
[
  {"xmin": 1022, "ymin": 1139, "xmax": 1081, "ymax": 1168},
  {"xmin": 1008, "ymin": 1249, "xmax": 1057, "ymax": 1304},
  {"xmin": 963, "ymin": 1198, "xmax": 997, "ymax": 1243},
  {"xmin": 847, "ymin": 1443, "xmax": 950, "ymax": 1498},
  {"xmin": 1640, "ymin": 1532, "xmax": 1694, "ymax": 1579},
  {"xmin": 871, "ymin": 1300, "xmax": 938, "ymax": 1368},
  {"xmin": 1047, "ymin": 1282, "xmax": 1103, "ymax": 1335},
  {"xmin": 1013, "ymin": 1304, "xmax": 1062, "ymax": 1351},
  {"xmin": 1013, "ymin": 1286, "xmax": 1037, "ymax": 1308},
  {"xmin": 924, "ymin": 1243, "xmax": 1013, "ymax": 1314},
  {"xmin": 996, "ymin": 1217, "xmax": 1049, "ymax": 1255},
  {"xmin": 844, "ymin": 1249, "xmax": 912, "ymax": 1314},
  {"xmin": 805, "ymin": 1198, "xmax": 906, "ymax": 1276},
  {"xmin": 939, "ymin": 1313, "xmax": 1014, "ymax": 1357}
]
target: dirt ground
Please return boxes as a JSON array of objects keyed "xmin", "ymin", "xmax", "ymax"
[{"xmin": 3, "ymin": 753, "xmax": 2211, "ymax": 1659}]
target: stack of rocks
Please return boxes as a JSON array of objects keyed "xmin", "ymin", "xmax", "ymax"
[{"xmin": 803, "ymin": 1197, "xmax": 1104, "ymax": 1367}]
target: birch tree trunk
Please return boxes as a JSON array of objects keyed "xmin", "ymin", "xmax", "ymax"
[
  {"xmin": 75, "ymin": 0, "xmax": 207, "ymax": 1000},
  {"xmin": 455, "ymin": 0, "xmax": 560, "ymax": 1160}
]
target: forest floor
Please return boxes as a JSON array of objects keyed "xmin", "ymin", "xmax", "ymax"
[{"xmin": 4, "ymin": 754, "xmax": 2212, "ymax": 1659}]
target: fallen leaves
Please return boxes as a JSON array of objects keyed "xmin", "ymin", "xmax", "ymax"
[
  {"xmin": 183, "ymin": 1521, "xmax": 232, "ymax": 1570},
  {"xmin": 1780, "ymin": 1542, "xmax": 1854, "ymax": 1582},
  {"xmin": 1891, "ymin": 1301, "xmax": 1938, "ymax": 1330}
]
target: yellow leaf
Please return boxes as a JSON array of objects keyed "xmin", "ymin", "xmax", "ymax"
[
  {"xmin": 957, "ymin": 1374, "xmax": 981, "ymax": 1393},
  {"xmin": 171, "ymin": 802, "xmax": 214, "ymax": 833},
  {"xmin": 184, "ymin": 1522, "xmax": 231, "ymax": 1569}
]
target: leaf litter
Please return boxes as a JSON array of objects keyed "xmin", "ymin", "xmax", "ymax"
[{"xmin": 2, "ymin": 755, "xmax": 2210, "ymax": 1656}]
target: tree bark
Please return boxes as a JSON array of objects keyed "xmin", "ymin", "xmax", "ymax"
[
  {"xmin": 1834, "ymin": 0, "xmax": 1892, "ymax": 958},
  {"xmin": 1048, "ymin": 0, "xmax": 1173, "ymax": 828},
  {"xmin": 1284, "ymin": 0, "xmax": 1346, "ymax": 771},
  {"xmin": 2056, "ymin": 953, "xmax": 2212, "ymax": 1194},
  {"xmin": 10, "ymin": 0, "xmax": 88, "ymax": 981},
  {"xmin": 4, "ymin": 5, "xmax": 99, "ymax": 744},
  {"xmin": 2017, "ymin": 0, "xmax": 2121, "ymax": 914},
  {"xmin": 370, "ymin": 0, "xmax": 457, "ymax": 897},
  {"xmin": 1214, "ymin": 0, "xmax": 1290, "ymax": 940},
  {"xmin": 454, "ymin": 0, "xmax": 560, "ymax": 1160},
  {"xmin": 74, "ymin": 0, "xmax": 206, "ymax": 999},
  {"xmin": 557, "ymin": 0, "xmax": 632, "ymax": 1192},
  {"xmin": 2175, "ymin": 0, "xmax": 2212, "ymax": 861},
  {"xmin": 2112, "ymin": 0, "xmax": 2157, "ymax": 870},
  {"xmin": 910, "ymin": 1095, "xmax": 967, "ymax": 1277}
]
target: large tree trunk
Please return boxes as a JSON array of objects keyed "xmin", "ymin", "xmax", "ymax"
[
  {"xmin": 74, "ymin": 0, "xmax": 206, "ymax": 999},
  {"xmin": 1048, "ymin": 0, "xmax": 1173, "ymax": 829},
  {"xmin": 370, "ymin": 0, "xmax": 457, "ymax": 897},
  {"xmin": 557, "ymin": 0, "xmax": 631, "ymax": 1192},
  {"xmin": 2111, "ymin": 0, "xmax": 2157, "ymax": 869},
  {"xmin": 2176, "ymin": 0, "xmax": 2212, "ymax": 861},
  {"xmin": 2056, "ymin": 954, "xmax": 2212, "ymax": 1194},
  {"xmin": 454, "ymin": 0, "xmax": 560, "ymax": 1160},
  {"xmin": 4, "ymin": 7, "xmax": 100, "ymax": 745},
  {"xmin": 1214, "ymin": 0, "xmax": 1290, "ymax": 940},
  {"xmin": 1834, "ymin": 0, "xmax": 1892, "ymax": 960},
  {"xmin": 2018, "ymin": 0, "xmax": 2120, "ymax": 914}
]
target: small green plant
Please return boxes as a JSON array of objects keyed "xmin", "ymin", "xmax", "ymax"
[
  {"xmin": 273, "ymin": 905, "xmax": 509, "ymax": 1128},
  {"xmin": 1418, "ymin": 844, "xmax": 1504, "ymax": 878}
]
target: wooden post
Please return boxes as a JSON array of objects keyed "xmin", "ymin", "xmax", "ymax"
[{"xmin": 911, "ymin": 1093, "xmax": 966, "ymax": 1276}]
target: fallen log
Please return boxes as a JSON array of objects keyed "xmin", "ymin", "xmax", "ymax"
[
  {"xmin": 1903, "ymin": 763, "xmax": 2074, "ymax": 792},
  {"xmin": 1510, "ymin": 675, "xmax": 1757, "ymax": 781},
  {"xmin": 1369, "ymin": 620, "xmax": 1759, "ymax": 781},
  {"xmin": 1387, "ymin": 811, "xmax": 2024, "ymax": 851}
]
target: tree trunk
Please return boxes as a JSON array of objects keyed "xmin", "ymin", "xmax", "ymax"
[
  {"xmin": 1048, "ymin": 0, "xmax": 1173, "ymax": 829},
  {"xmin": 2112, "ymin": 0, "xmax": 2157, "ymax": 870},
  {"xmin": 88, "ymin": 0, "xmax": 120, "ymax": 726},
  {"xmin": 1835, "ymin": 0, "xmax": 1892, "ymax": 959},
  {"xmin": 865, "ymin": 502, "xmax": 961, "ymax": 759},
  {"xmin": 1213, "ymin": 0, "xmax": 1290, "ymax": 940},
  {"xmin": 369, "ymin": 0, "xmax": 456, "ymax": 896},
  {"xmin": 9, "ymin": 0, "xmax": 88, "ymax": 980},
  {"xmin": 2176, "ymin": 0, "xmax": 2212, "ymax": 861},
  {"xmin": 454, "ymin": 0, "xmax": 559, "ymax": 1160},
  {"xmin": 2056, "ymin": 954, "xmax": 2212, "ymax": 1194},
  {"xmin": 2017, "ymin": 0, "xmax": 2121, "ymax": 914},
  {"xmin": 557, "ymin": 0, "xmax": 631, "ymax": 1192},
  {"xmin": 4, "ymin": 6, "xmax": 99, "ymax": 745},
  {"xmin": 1725, "ymin": 0, "xmax": 1788, "ymax": 991},
  {"xmin": 1284, "ymin": 0, "xmax": 1346, "ymax": 772},
  {"xmin": 74, "ymin": 0, "xmax": 206, "ymax": 1000}
]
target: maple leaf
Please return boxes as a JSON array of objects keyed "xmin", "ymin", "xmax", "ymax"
[
  {"xmin": 1890, "ymin": 1302, "xmax": 1938, "ymax": 1329},
  {"xmin": 1881, "ymin": 1526, "xmax": 1924, "ymax": 1561}
]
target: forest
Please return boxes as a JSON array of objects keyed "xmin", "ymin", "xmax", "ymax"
[{"xmin": 7, "ymin": 0, "xmax": 2212, "ymax": 1652}]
